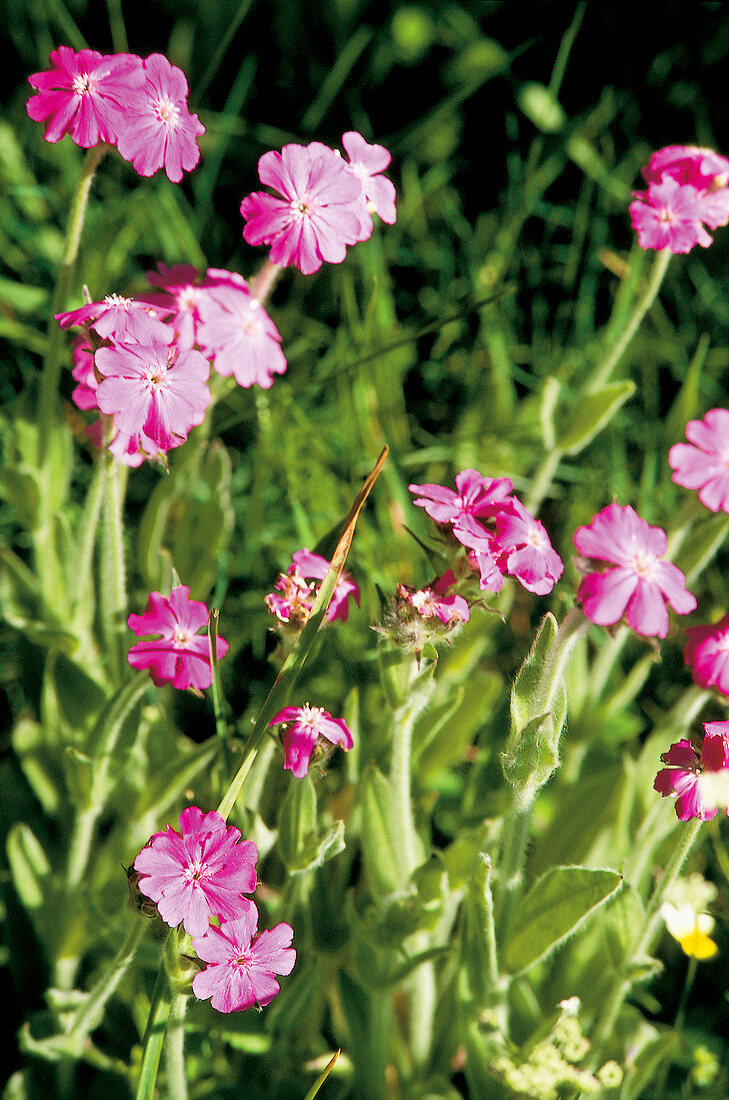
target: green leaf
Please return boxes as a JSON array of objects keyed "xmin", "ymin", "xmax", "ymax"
[
  {"xmin": 503, "ymin": 865, "xmax": 623, "ymax": 973},
  {"xmin": 6, "ymin": 823, "xmax": 51, "ymax": 910},
  {"xmin": 673, "ymin": 513, "xmax": 729, "ymax": 585},
  {"xmin": 458, "ymin": 855, "xmax": 497, "ymax": 1010},
  {"xmin": 509, "ymin": 612, "xmax": 558, "ymax": 737},
  {"xmin": 557, "ymin": 379, "xmax": 635, "ymax": 455},
  {"xmin": 278, "ymin": 775, "xmax": 317, "ymax": 870},
  {"xmin": 360, "ymin": 763, "xmax": 402, "ymax": 899}
]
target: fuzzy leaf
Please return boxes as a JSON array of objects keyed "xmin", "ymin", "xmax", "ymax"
[
  {"xmin": 557, "ymin": 380, "xmax": 635, "ymax": 456},
  {"xmin": 360, "ymin": 763, "xmax": 402, "ymax": 899},
  {"xmin": 503, "ymin": 865, "xmax": 623, "ymax": 973}
]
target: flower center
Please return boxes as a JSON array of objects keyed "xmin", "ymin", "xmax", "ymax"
[
  {"xmin": 72, "ymin": 71, "xmax": 94, "ymax": 97},
  {"xmin": 291, "ymin": 196, "xmax": 315, "ymax": 219},
  {"xmin": 178, "ymin": 286, "xmax": 200, "ymax": 311},
  {"xmin": 184, "ymin": 860, "xmax": 209, "ymax": 885},
  {"xmin": 659, "ymin": 208, "xmax": 675, "ymax": 224},
  {"xmin": 104, "ymin": 293, "xmax": 133, "ymax": 308},
  {"xmin": 155, "ymin": 96, "xmax": 180, "ymax": 127},
  {"xmin": 632, "ymin": 551, "xmax": 657, "ymax": 578},
  {"xmin": 172, "ymin": 626, "xmax": 192, "ymax": 645},
  {"xmin": 235, "ymin": 952, "xmax": 251, "ymax": 968},
  {"xmin": 300, "ymin": 703, "xmax": 325, "ymax": 730}
]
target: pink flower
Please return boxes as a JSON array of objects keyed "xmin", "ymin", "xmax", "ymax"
[
  {"xmin": 192, "ymin": 903, "xmax": 295, "ymax": 1012},
  {"xmin": 264, "ymin": 568, "xmax": 315, "ymax": 627},
  {"xmin": 573, "ymin": 503, "xmax": 697, "ymax": 638},
  {"xmin": 341, "ymin": 131, "xmax": 397, "ymax": 235},
  {"xmin": 403, "ymin": 571, "xmax": 470, "ymax": 624},
  {"xmin": 27, "ymin": 47, "xmax": 143, "ymax": 147},
  {"xmin": 467, "ymin": 545, "xmax": 506, "ymax": 593},
  {"xmin": 240, "ymin": 142, "xmax": 364, "ymax": 274},
  {"xmin": 127, "ymin": 585, "xmax": 228, "ymax": 690},
  {"xmin": 290, "ymin": 549, "xmax": 360, "ymax": 623},
  {"xmin": 408, "ymin": 468, "xmax": 514, "ymax": 549},
  {"xmin": 115, "ymin": 54, "xmax": 205, "ymax": 182},
  {"xmin": 70, "ymin": 336, "xmax": 98, "ymax": 410},
  {"xmin": 654, "ymin": 722, "xmax": 729, "ymax": 820},
  {"xmin": 493, "ymin": 499, "xmax": 564, "ymax": 595},
  {"xmin": 57, "ymin": 293, "xmax": 173, "ymax": 345},
  {"xmin": 142, "ymin": 265, "xmax": 250, "ymax": 350},
  {"xmin": 669, "ymin": 408, "xmax": 729, "ymax": 513},
  {"xmin": 643, "ymin": 145, "xmax": 729, "ymax": 229},
  {"xmin": 133, "ymin": 807, "xmax": 257, "ymax": 937},
  {"xmin": 268, "ymin": 704, "xmax": 353, "ymax": 779},
  {"xmin": 95, "ymin": 342, "xmax": 210, "ymax": 451},
  {"xmin": 197, "ymin": 282, "xmax": 287, "ymax": 389},
  {"xmin": 684, "ymin": 613, "xmax": 729, "ymax": 697},
  {"xmin": 629, "ymin": 176, "xmax": 713, "ymax": 253}
]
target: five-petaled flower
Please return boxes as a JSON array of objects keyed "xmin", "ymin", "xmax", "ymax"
[
  {"xmin": 133, "ymin": 807, "xmax": 258, "ymax": 937},
  {"xmin": 408, "ymin": 468, "xmax": 514, "ymax": 550},
  {"xmin": 127, "ymin": 585, "xmax": 228, "ymax": 690},
  {"xmin": 669, "ymin": 408, "xmax": 729, "ymax": 514},
  {"xmin": 191, "ymin": 902, "xmax": 296, "ymax": 1012},
  {"xmin": 240, "ymin": 141, "xmax": 366, "ymax": 274},
  {"xmin": 629, "ymin": 144, "xmax": 729, "ymax": 253},
  {"xmin": 268, "ymin": 705, "xmax": 353, "ymax": 778},
  {"xmin": 654, "ymin": 721, "xmax": 729, "ymax": 821},
  {"xmin": 573, "ymin": 503, "xmax": 696, "ymax": 638}
]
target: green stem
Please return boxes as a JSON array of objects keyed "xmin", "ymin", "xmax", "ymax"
[
  {"xmin": 653, "ymin": 954, "xmax": 697, "ymax": 1100},
  {"xmin": 38, "ymin": 144, "xmax": 109, "ymax": 456},
  {"xmin": 208, "ymin": 608, "xmax": 233, "ymax": 778},
  {"xmin": 587, "ymin": 818, "xmax": 702, "ymax": 1069},
  {"xmin": 165, "ymin": 992, "xmax": 189, "ymax": 1100},
  {"xmin": 72, "ymin": 456, "xmax": 107, "ymax": 630},
  {"xmin": 100, "ymin": 452, "xmax": 128, "ymax": 683},
  {"xmin": 136, "ymin": 963, "xmax": 173, "ymax": 1100},
  {"xmin": 588, "ymin": 248, "xmax": 671, "ymax": 394},
  {"xmin": 525, "ymin": 447, "xmax": 562, "ymax": 516}
]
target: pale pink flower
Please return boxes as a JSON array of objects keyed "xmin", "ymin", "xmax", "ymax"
[
  {"xmin": 264, "ymin": 568, "xmax": 315, "ymax": 627},
  {"xmin": 669, "ymin": 408, "xmax": 729, "ymax": 513},
  {"xmin": 95, "ymin": 342, "xmax": 210, "ymax": 451},
  {"xmin": 57, "ymin": 293, "xmax": 173, "ymax": 345},
  {"xmin": 240, "ymin": 142, "xmax": 364, "ymax": 274},
  {"xmin": 27, "ymin": 47, "xmax": 144, "ymax": 147},
  {"xmin": 573, "ymin": 503, "xmax": 697, "ymax": 638},
  {"xmin": 654, "ymin": 722, "xmax": 729, "ymax": 821},
  {"xmin": 341, "ymin": 131, "xmax": 397, "ymax": 235},
  {"xmin": 408, "ymin": 468, "xmax": 514, "ymax": 549},
  {"xmin": 142, "ymin": 265, "xmax": 249, "ymax": 349},
  {"xmin": 404, "ymin": 571, "xmax": 470, "ymax": 624},
  {"xmin": 192, "ymin": 903, "xmax": 295, "ymax": 1012},
  {"xmin": 127, "ymin": 585, "xmax": 228, "ymax": 690},
  {"xmin": 629, "ymin": 176, "xmax": 713, "ymax": 253},
  {"xmin": 685, "ymin": 614, "xmax": 729, "ymax": 697},
  {"xmin": 133, "ymin": 807, "xmax": 257, "ymax": 937},
  {"xmin": 493, "ymin": 499, "xmax": 564, "ymax": 595},
  {"xmin": 115, "ymin": 54, "xmax": 205, "ymax": 182},
  {"xmin": 289, "ymin": 549, "xmax": 360, "ymax": 623},
  {"xmin": 197, "ymin": 282, "xmax": 287, "ymax": 389},
  {"xmin": 467, "ymin": 545, "xmax": 506, "ymax": 592},
  {"xmin": 268, "ymin": 704, "xmax": 353, "ymax": 779}
]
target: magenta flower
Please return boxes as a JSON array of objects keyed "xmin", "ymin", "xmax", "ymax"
[
  {"xmin": 240, "ymin": 142, "xmax": 364, "ymax": 274},
  {"xmin": 115, "ymin": 54, "xmax": 205, "ymax": 182},
  {"xmin": 573, "ymin": 503, "xmax": 697, "ymax": 638},
  {"xmin": 133, "ymin": 807, "xmax": 257, "ymax": 937},
  {"xmin": 127, "ymin": 585, "xmax": 228, "ymax": 690},
  {"xmin": 197, "ymin": 282, "xmax": 287, "ymax": 389},
  {"xmin": 192, "ymin": 903, "xmax": 295, "ymax": 1012},
  {"xmin": 408, "ymin": 468, "xmax": 514, "ymax": 549},
  {"xmin": 341, "ymin": 131, "xmax": 397, "ymax": 235},
  {"xmin": 467, "ymin": 545, "xmax": 506, "ymax": 592},
  {"xmin": 95, "ymin": 341, "xmax": 210, "ymax": 451},
  {"xmin": 643, "ymin": 145, "xmax": 729, "ymax": 229},
  {"xmin": 654, "ymin": 722, "xmax": 729, "ymax": 820},
  {"xmin": 669, "ymin": 408, "xmax": 729, "ymax": 513},
  {"xmin": 493, "ymin": 499, "xmax": 564, "ymax": 595},
  {"xmin": 27, "ymin": 47, "xmax": 143, "ymax": 147},
  {"xmin": 629, "ymin": 176, "xmax": 713, "ymax": 253},
  {"xmin": 685, "ymin": 614, "xmax": 729, "ymax": 697},
  {"xmin": 290, "ymin": 549, "xmax": 360, "ymax": 623},
  {"xmin": 269, "ymin": 704, "xmax": 353, "ymax": 779},
  {"xmin": 57, "ymin": 293, "xmax": 173, "ymax": 345},
  {"xmin": 404, "ymin": 571, "xmax": 470, "ymax": 625},
  {"xmin": 70, "ymin": 336, "xmax": 98, "ymax": 410}
]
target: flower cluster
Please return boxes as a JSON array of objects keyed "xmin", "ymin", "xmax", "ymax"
[
  {"xmin": 378, "ymin": 571, "xmax": 470, "ymax": 658},
  {"xmin": 265, "ymin": 548, "xmax": 360, "ymax": 630},
  {"xmin": 133, "ymin": 807, "xmax": 295, "ymax": 1012},
  {"xmin": 408, "ymin": 468, "xmax": 564, "ymax": 596},
  {"xmin": 240, "ymin": 132, "xmax": 396, "ymax": 274},
  {"xmin": 268, "ymin": 705, "xmax": 353, "ymax": 778},
  {"xmin": 60, "ymin": 264, "xmax": 285, "ymax": 464},
  {"xmin": 573, "ymin": 503, "xmax": 696, "ymax": 638},
  {"xmin": 127, "ymin": 585, "xmax": 228, "ymax": 691},
  {"xmin": 630, "ymin": 144, "xmax": 729, "ymax": 253},
  {"xmin": 27, "ymin": 47, "xmax": 204, "ymax": 182},
  {"xmin": 654, "ymin": 721, "xmax": 729, "ymax": 821}
]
